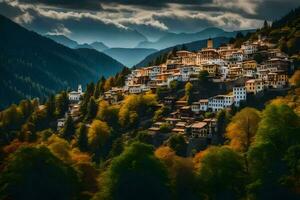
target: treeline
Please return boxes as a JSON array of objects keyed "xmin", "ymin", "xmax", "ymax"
[{"xmin": 0, "ymin": 102, "xmax": 299, "ymax": 200}]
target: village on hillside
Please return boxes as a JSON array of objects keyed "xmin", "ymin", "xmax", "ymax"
[{"xmin": 63, "ymin": 36, "xmax": 294, "ymax": 154}]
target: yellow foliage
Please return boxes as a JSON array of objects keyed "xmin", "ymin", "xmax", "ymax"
[
  {"xmin": 88, "ymin": 120, "xmax": 110, "ymax": 148},
  {"xmin": 225, "ymin": 108, "xmax": 261, "ymax": 152},
  {"xmin": 46, "ymin": 135, "xmax": 72, "ymax": 162},
  {"xmin": 290, "ymin": 70, "xmax": 300, "ymax": 86},
  {"xmin": 155, "ymin": 146, "xmax": 175, "ymax": 160}
]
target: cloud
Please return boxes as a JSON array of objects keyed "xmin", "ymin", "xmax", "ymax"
[
  {"xmin": 1, "ymin": 0, "xmax": 300, "ymax": 45},
  {"xmin": 14, "ymin": 11, "xmax": 33, "ymax": 24},
  {"xmin": 47, "ymin": 24, "xmax": 71, "ymax": 36}
]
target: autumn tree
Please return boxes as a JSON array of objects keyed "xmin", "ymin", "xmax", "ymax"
[
  {"xmin": 155, "ymin": 147, "xmax": 198, "ymax": 200},
  {"xmin": 185, "ymin": 82, "xmax": 193, "ymax": 105},
  {"xmin": 0, "ymin": 147, "xmax": 79, "ymax": 200},
  {"xmin": 88, "ymin": 120, "xmax": 111, "ymax": 163}
]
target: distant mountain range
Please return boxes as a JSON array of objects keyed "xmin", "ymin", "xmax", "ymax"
[
  {"xmin": 135, "ymin": 37, "xmax": 230, "ymax": 67},
  {"xmin": 47, "ymin": 34, "xmax": 157, "ymax": 67},
  {"xmin": 136, "ymin": 27, "xmax": 255, "ymax": 50},
  {"xmin": 46, "ymin": 35, "xmax": 109, "ymax": 52},
  {"xmin": 102, "ymin": 48, "xmax": 157, "ymax": 67},
  {"xmin": 0, "ymin": 15, "xmax": 125, "ymax": 109}
]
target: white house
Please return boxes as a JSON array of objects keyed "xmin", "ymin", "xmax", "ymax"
[
  {"xmin": 208, "ymin": 95, "xmax": 234, "ymax": 112},
  {"xmin": 233, "ymin": 86, "xmax": 247, "ymax": 107}
]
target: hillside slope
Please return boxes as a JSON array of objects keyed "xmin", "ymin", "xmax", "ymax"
[{"xmin": 0, "ymin": 15, "xmax": 124, "ymax": 109}]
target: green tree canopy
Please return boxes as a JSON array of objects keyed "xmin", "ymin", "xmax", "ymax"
[
  {"xmin": 197, "ymin": 146, "xmax": 245, "ymax": 200},
  {"xmin": 95, "ymin": 142, "xmax": 171, "ymax": 200},
  {"xmin": 0, "ymin": 146, "xmax": 79, "ymax": 200}
]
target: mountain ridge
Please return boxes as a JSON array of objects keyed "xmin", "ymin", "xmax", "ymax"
[{"xmin": 0, "ymin": 14, "xmax": 125, "ymax": 109}]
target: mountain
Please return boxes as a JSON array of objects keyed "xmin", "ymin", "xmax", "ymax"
[
  {"xmin": 136, "ymin": 27, "xmax": 254, "ymax": 50},
  {"xmin": 103, "ymin": 48, "xmax": 157, "ymax": 67},
  {"xmin": 89, "ymin": 42, "xmax": 108, "ymax": 52},
  {"xmin": 45, "ymin": 34, "xmax": 79, "ymax": 48},
  {"xmin": 0, "ymin": 15, "xmax": 125, "ymax": 109},
  {"xmin": 74, "ymin": 48, "xmax": 126, "ymax": 77},
  {"xmin": 75, "ymin": 43, "xmax": 94, "ymax": 49},
  {"xmin": 135, "ymin": 37, "xmax": 230, "ymax": 67}
]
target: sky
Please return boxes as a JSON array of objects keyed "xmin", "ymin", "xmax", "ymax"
[{"xmin": 1, "ymin": 0, "xmax": 300, "ymax": 47}]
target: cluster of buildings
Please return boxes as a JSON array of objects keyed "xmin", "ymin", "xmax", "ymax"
[{"xmin": 121, "ymin": 37, "xmax": 291, "ymax": 97}]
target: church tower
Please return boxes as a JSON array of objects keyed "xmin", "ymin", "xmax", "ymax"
[
  {"xmin": 78, "ymin": 85, "xmax": 82, "ymax": 94},
  {"xmin": 207, "ymin": 38, "xmax": 213, "ymax": 49}
]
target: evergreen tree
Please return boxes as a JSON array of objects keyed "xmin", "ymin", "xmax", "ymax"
[
  {"xmin": 85, "ymin": 97, "xmax": 98, "ymax": 122},
  {"xmin": 61, "ymin": 116, "xmax": 75, "ymax": 141},
  {"xmin": 76, "ymin": 123, "xmax": 89, "ymax": 152},
  {"xmin": 56, "ymin": 91, "xmax": 69, "ymax": 117},
  {"xmin": 45, "ymin": 95, "xmax": 56, "ymax": 119}
]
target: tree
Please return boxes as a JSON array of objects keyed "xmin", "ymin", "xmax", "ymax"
[
  {"xmin": 226, "ymin": 108, "xmax": 261, "ymax": 153},
  {"xmin": 76, "ymin": 123, "xmax": 89, "ymax": 152},
  {"xmin": 0, "ymin": 147, "xmax": 79, "ymax": 200},
  {"xmin": 248, "ymin": 104, "xmax": 300, "ymax": 199},
  {"xmin": 95, "ymin": 142, "xmax": 171, "ymax": 200},
  {"xmin": 85, "ymin": 97, "xmax": 98, "ymax": 122},
  {"xmin": 263, "ymin": 20, "xmax": 269, "ymax": 29},
  {"xmin": 55, "ymin": 91, "xmax": 69, "ymax": 117},
  {"xmin": 226, "ymin": 108, "xmax": 260, "ymax": 172},
  {"xmin": 185, "ymin": 82, "xmax": 193, "ymax": 105},
  {"xmin": 196, "ymin": 146, "xmax": 245, "ymax": 200},
  {"xmin": 155, "ymin": 147, "xmax": 198, "ymax": 200},
  {"xmin": 169, "ymin": 80, "xmax": 179, "ymax": 93},
  {"xmin": 198, "ymin": 70, "xmax": 209, "ymax": 83},
  {"xmin": 45, "ymin": 95, "xmax": 56, "ymax": 119},
  {"xmin": 61, "ymin": 116, "xmax": 75, "ymax": 142},
  {"xmin": 216, "ymin": 109, "xmax": 231, "ymax": 139},
  {"xmin": 88, "ymin": 120, "xmax": 111, "ymax": 163},
  {"xmin": 168, "ymin": 134, "xmax": 187, "ymax": 157}
]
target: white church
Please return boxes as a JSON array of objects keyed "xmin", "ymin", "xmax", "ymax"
[{"xmin": 68, "ymin": 85, "xmax": 83, "ymax": 103}]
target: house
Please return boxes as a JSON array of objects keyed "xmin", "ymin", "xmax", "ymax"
[
  {"xmin": 208, "ymin": 95, "xmax": 234, "ymax": 112},
  {"xmin": 266, "ymin": 58, "xmax": 291, "ymax": 73},
  {"xmin": 265, "ymin": 71, "xmax": 289, "ymax": 89},
  {"xmin": 233, "ymin": 86, "xmax": 247, "ymax": 106},
  {"xmin": 57, "ymin": 118, "xmax": 66, "ymax": 130},
  {"xmin": 191, "ymin": 99, "xmax": 209, "ymax": 113},
  {"xmin": 191, "ymin": 122, "xmax": 208, "ymax": 138},
  {"xmin": 172, "ymin": 122, "xmax": 188, "ymax": 134},
  {"xmin": 245, "ymin": 79, "xmax": 264, "ymax": 94},
  {"xmin": 203, "ymin": 118, "xmax": 217, "ymax": 134}
]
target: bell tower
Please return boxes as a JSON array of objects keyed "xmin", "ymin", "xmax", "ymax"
[{"xmin": 207, "ymin": 38, "xmax": 213, "ymax": 49}]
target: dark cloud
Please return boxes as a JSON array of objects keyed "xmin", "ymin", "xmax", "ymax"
[
  {"xmin": 1, "ymin": 0, "xmax": 300, "ymax": 47},
  {"xmin": 18, "ymin": 0, "xmax": 103, "ymax": 11}
]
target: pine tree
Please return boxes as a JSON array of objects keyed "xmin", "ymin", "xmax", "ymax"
[
  {"xmin": 61, "ymin": 116, "xmax": 75, "ymax": 141},
  {"xmin": 46, "ymin": 95, "xmax": 56, "ymax": 119},
  {"xmin": 76, "ymin": 123, "xmax": 89, "ymax": 152},
  {"xmin": 85, "ymin": 97, "xmax": 98, "ymax": 122},
  {"xmin": 56, "ymin": 91, "xmax": 69, "ymax": 117}
]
